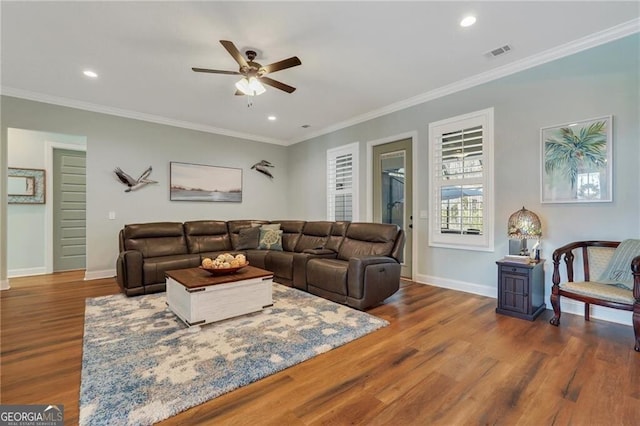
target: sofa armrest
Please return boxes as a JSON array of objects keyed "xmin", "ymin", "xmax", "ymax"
[
  {"xmin": 347, "ymin": 256, "xmax": 400, "ymax": 300},
  {"xmin": 116, "ymin": 250, "xmax": 143, "ymax": 290}
]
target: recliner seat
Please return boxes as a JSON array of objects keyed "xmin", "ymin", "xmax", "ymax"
[{"xmin": 305, "ymin": 222, "xmax": 405, "ymax": 310}]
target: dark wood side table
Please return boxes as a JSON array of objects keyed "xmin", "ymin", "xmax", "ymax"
[{"xmin": 496, "ymin": 259, "xmax": 546, "ymax": 321}]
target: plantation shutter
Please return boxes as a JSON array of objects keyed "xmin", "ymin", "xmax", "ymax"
[
  {"xmin": 435, "ymin": 125, "xmax": 484, "ymax": 234},
  {"xmin": 327, "ymin": 143, "xmax": 359, "ymax": 221},
  {"xmin": 428, "ymin": 108, "xmax": 494, "ymax": 251},
  {"xmin": 439, "ymin": 125, "xmax": 483, "ymax": 180}
]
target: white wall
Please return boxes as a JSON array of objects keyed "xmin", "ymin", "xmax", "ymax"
[
  {"xmin": 1, "ymin": 100, "xmax": 291, "ymax": 279},
  {"xmin": 288, "ymin": 34, "xmax": 640, "ymax": 325},
  {"xmin": 7, "ymin": 128, "xmax": 86, "ymax": 277},
  {"xmin": 1, "ymin": 34, "xmax": 638, "ymax": 328}
]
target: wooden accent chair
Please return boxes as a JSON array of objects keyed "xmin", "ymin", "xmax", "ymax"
[{"xmin": 549, "ymin": 240, "xmax": 640, "ymax": 352}]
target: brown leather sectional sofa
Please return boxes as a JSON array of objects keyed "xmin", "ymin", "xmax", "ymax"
[{"xmin": 117, "ymin": 220, "xmax": 405, "ymax": 310}]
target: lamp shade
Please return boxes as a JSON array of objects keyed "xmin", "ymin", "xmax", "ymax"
[
  {"xmin": 507, "ymin": 206, "xmax": 542, "ymax": 240},
  {"xmin": 235, "ymin": 77, "xmax": 266, "ymax": 96}
]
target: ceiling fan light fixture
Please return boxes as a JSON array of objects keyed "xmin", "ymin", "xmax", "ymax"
[{"xmin": 235, "ymin": 77, "xmax": 266, "ymax": 96}]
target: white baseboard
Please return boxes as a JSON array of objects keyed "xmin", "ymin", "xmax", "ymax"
[
  {"xmin": 415, "ymin": 273, "xmax": 496, "ymax": 298},
  {"xmin": 413, "ymin": 274, "xmax": 633, "ymax": 327},
  {"xmin": 5, "ymin": 268, "xmax": 116, "ymax": 283},
  {"xmin": 84, "ymin": 269, "xmax": 116, "ymax": 281},
  {"xmin": 0, "ymin": 279, "xmax": 9, "ymax": 290},
  {"xmin": 8, "ymin": 267, "xmax": 47, "ymax": 278}
]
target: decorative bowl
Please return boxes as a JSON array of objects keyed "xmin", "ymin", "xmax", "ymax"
[{"xmin": 199, "ymin": 262, "xmax": 249, "ymax": 276}]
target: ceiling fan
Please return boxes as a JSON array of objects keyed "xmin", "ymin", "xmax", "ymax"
[{"xmin": 192, "ymin": 40, "xmax": 301, "ymax": 96}]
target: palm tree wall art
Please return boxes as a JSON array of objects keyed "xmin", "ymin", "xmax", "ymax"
[{"xmin": 541, "ymin": 116, "xmax": 612, "ymax": 203}]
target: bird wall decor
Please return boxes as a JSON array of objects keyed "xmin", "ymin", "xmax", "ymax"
[
  {"xmin": 114, "ymin": 166, "xmax": 157, "ymax": 192},
  {"xmin": 251, "ymin": 160, "xmax": 274, "ymax": 179}
]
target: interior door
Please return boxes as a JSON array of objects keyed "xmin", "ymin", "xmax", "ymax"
[
  {"xmin": 373, "ymin": 139, "xmax": 412, "ymax": 278},
  {"xmin": 53, "ymin": 148, "xmax": 86, "ymax": 271}
]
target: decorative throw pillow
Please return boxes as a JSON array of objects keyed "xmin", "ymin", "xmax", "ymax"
[
  {"xmin": 261, "ymin": 223, "xmax": 281, "ymax": 231},
  {"xmin": 258, "ymin": 229, "xmax": 283, "ymax": 251},
  {"xmin": 236, "ymin": 226, "xmax": 261, "ymax": 250}
]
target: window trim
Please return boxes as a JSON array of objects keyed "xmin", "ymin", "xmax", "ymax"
[
  {"xmin": 326, "ymin": 142, "xmax": 359, "ymax": 221},
  {"xmin": 428, "ymin": 108, "xmax": 494, "ymax": 251}
]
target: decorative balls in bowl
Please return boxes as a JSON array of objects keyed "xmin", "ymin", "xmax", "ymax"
[{"xmin": 200, "ymin": 253, "xmax": 248, "ymax": 275}]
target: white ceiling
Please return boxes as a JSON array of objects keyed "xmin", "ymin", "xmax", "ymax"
[{"xmin": 2, "ymin": 1, "xmax": 638, "ymax": 145}]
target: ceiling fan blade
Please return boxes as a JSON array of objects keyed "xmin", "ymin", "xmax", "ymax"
[
  {"xmin": 220, "ymin": 40, "xmax": 249, "ymax": 68},
  {"xmin": 261, "ymin": 56, "xmax": 302, "ymax": 74},
  {"xmin": 235, "ymin": 90, "xmax": 244, "ymax": 96},
  {"xmin": 260, "ymin": 76, "xmax": 296, "ymax": 93},
  {"xmin": 192, "ymin": 67, "xmax": 241, "ymax": 75}
]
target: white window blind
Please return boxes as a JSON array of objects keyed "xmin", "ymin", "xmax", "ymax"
[
  {"xmin": 428, "ymin": 108, "xmax": 494, "ymax": 251},
  {"xmin": 327, "ymin": 142, "xmax": 359, "ymax": 221}
]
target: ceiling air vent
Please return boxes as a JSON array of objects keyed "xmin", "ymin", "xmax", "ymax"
[{"xmin": 486, "ymin": 44, "xmax": 512, "ymax": 58}]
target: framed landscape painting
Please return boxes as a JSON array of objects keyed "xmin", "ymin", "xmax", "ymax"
[
  {"xmin": 170, "ymin": 162, "xmax": 242, "ymax": 202},
  {"xmin": 541, "ymin": 115, "xmax": 612, "ymax": 203}
]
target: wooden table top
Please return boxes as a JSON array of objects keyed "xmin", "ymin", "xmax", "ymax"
[{"xmin": 165, "ymin": 265, "xmax": 273, "ymax": 289}]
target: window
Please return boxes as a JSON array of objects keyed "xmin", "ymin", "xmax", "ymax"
[
  {"xmin": 428, "ymin": 108, "xmax": 494, "ymax": 251},
  {"xmin": 327, "ymin": 142, "xmax": 359, "ymax": 221}
]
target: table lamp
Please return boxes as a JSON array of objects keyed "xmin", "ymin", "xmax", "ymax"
[{"xmin": 507, "ymin": 206, "xmax": 542, "ymax": 256}]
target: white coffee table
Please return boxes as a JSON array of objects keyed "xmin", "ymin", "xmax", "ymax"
[{"xmin": 165, "ymin": 265, "xmax": 273, "ymax": 327}]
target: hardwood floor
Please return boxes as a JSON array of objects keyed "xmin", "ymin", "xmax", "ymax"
[{"xmin": 1, "ymin": 271, "xmax": 638, "ymax": 425}]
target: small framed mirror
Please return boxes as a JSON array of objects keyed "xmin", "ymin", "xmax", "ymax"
[
  {"xmin": 8, "ymin": 168, "xmax": 45, "ymax": 204},
  {"xmin": 8, "ymin": 176, "xmax": 36, "ymax": 196}
]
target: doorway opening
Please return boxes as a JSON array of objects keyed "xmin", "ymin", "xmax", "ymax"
[
  {"xmin": 7, "ymin": 128, "xmax": 87, "ymax": 277},
  {"xmin": 367, "ymin": 133, "xmax": 416, "ymax": 279}
]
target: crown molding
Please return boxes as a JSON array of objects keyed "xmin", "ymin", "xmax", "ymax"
[
  {"xmin": 290, "ymin": 18, "xmax": 640, "ymax": 145},
  {"xmin": 0, "ymin": 87, "xmax": 287, "ymax": 146},
  {"xmin": 2, "ymin": 18, "xmax": 637, "ymax": 147}
]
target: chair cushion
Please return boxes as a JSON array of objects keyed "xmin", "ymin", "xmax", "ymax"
[
  {"xmin": 587, "ymin": 246, "xmax": 615, "ymax": 279},
  {"xmin": 597, "ymin": 239, "xmax": 640, "ymax": 290},
  {"xmin": 561, "ymin": 281, "xmax": 634, "ymax": 304}
]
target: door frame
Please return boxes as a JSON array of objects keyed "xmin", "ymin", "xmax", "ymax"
[
  {"xmin": 366, "ymin": 131, "xmax": 418, "ymax": 280},
  {"xmin": 45, "ymin": 141, "xmax": 87, "ymax": 274}
]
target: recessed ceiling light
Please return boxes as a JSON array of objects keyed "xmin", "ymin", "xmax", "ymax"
[
  {"xmin": 267, "ymin": 115, "xmax": 277, "ymax": 121},
  {"xmin": 83, "ymin": 70, "xmax": 98, "ymax": 78},
  {"xmin": 460, "ymin": 16, "xmax": 476, "ymax": 27}
]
